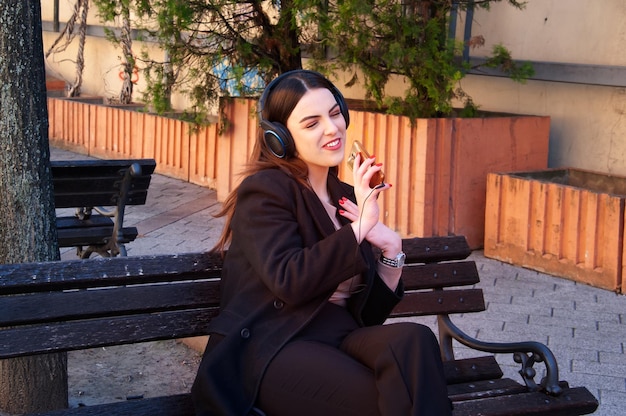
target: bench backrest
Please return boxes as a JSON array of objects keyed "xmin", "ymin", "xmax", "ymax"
[
  {"xmin": 0, "ymin": 236, "xmax": 482, "ymax": 359},
  {"xmin": 51, "ymin": 159, "xmax": 156, "ymax": 208},
  {"xmin": 0, "ymin": 252, "xmax": 220, "ymax": 358}
]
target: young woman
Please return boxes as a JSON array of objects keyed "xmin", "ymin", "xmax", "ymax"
[{"xmin": 191, "ymin": 70, "xmax": 452, "ymax": 416}]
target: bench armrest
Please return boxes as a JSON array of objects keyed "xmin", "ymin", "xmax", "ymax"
[
  {"xmin": 107, "ymin": 162, "xmax": 143, "ymax": 256},
  {"xmin": 66, "ymin": 162, "xmax": 144, "ymax": 258},
  {"xmin": 75, "ymin": 163, "xmax": 142, "ymax": 220},
  {"xmin": 437, "ymin": 314, "xmax": 563, "ymax": 396}
]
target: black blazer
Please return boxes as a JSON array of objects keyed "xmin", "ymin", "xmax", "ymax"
[{"xmin": 192, "ymin": 168, "xmax": 403, "ymax": 416}]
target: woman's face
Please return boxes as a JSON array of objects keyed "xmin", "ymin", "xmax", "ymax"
[{"xmin": 286, "ymin": 88, "xmax": 347, "ymax": 174}]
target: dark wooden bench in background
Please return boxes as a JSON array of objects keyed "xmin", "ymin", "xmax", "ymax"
[
  {"xmin": 0, "ymin": 236, "xmax": 598, "ymax": 416},
  {"xmin": 52, "ymin": 159, "xmax": 156, "ymax": 259}
]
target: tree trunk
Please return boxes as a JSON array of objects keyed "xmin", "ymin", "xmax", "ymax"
[
  {"xmin": 0, "ymin": 1, "xmax": 68, "ymax": 413},
  {"xmin": 278, "ymin": 0, "xmax": 302, "ymax": 71},
  {"xmin": 119, "ymin": 6, "xmax": 134, "ymax": 104}
]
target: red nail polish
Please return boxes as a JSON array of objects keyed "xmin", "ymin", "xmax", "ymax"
[
  {"xmin": 375, "ymin": 163, "xmax": 383, "ymax": 167},
  {"xmin": 338, "ymin": 198, "xmax": 345, "ymax": 205},
  {"xmin": 339, "ymin": 209, "xmax": 345, "ymax": 214}
]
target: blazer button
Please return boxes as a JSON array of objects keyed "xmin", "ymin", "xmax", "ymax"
[
  {"xmin": 273, "ymin": 299, "xmax": 284, "ymax": 309},
  {"xmin": 240, "ymin": 328, "xmax": 251, "ymax": 339}
]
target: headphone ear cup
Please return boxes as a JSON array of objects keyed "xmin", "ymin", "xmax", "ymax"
[{"xmin": 261, "ymin": 120, "xmax": 295, "ymax": 159}]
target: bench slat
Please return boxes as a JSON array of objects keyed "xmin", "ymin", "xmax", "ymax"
[
  {"xmin": 443, "ymin": 356, "xmax": 504, "ymax": 384},
  {"xmin": 54, "ymin": 190, "xmax": 151, "ymax": 208},
  {"xmin": 449, "ymin": 380, "xmax": 573, "ymax": 403},
  {"xmin": 448, "ymin": 378, "xmax": 527, "ymax": 401},
  {"xmin": 57, "ymin": 225, "xmax": 138, "ymax": 247},
  {"xmin": 53, "ymin": 176, "xmax": 152, "ymax": 192},
  {"xmin": 451, "ymin": 386, "xmax": 600, "ymax": 416},
  {"xmin": 53, "ymin": 176, "xmax": 152, "ymax": 191},
  {"xmin": 53, "ymin": 177, "xmax": 152, "ymax": 207},
  {"xmin": 401, "ymin": 261, "xmax": 479, "ymax": 290},
  {"xmin": 0, "ymin": 280, "xmax": 220, "ymax": 326},
  {"xmin": 0, "ymin": 309, "xmax": 218, "ymax": 359},
  {"xmin": 31, "ymin": 394, "xmax": 195, "ymax": 416},
  {"xmin": 390, "ymin": 288, "xmax": 485, "ymax": 317},
  {"xmin": 30, "ymin": 386, "xmax": 599, "ymax": 416},
  {"xmin": 402, "ymin": 236, "xmax": 471, "ymax": 263},
  {"xmin": 56, "ymin": 216, "xmax": 139, "ymax": 247},
  {"xmin": 0, "ymin": 253, "xmax": 222, "ymax": 294},
  {"xmin": 56, "ymin": 216, "xmax": 114, "ymax": 228},
  {"xmin": 50, "ymin": 159, "xmax": 157, "ymax": 171}
]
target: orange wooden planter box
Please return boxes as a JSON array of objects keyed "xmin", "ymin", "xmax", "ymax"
[
  {"xmin": 485, "ymin": 168, "xmax": 626, "ymax": 293},
  {"xmin": 47, "ymin": 96, "xmax": 220, "ymax": 185}
]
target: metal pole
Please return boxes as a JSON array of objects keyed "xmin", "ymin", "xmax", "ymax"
[
  {"xmin": 462, "ymin": 1, "xmax": 475, "ymax": 63},
  {"xmin": 53, "ymin": 0, "xmax": 59, "ymax": 32},
  {"xmin": 448, "ymin": 1, "xmax": 459, "ymax": 41}
]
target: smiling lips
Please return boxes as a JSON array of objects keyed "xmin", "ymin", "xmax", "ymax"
[{"xmin": 324, "ymin": 139, "xmax": 341, "ymax": 150}]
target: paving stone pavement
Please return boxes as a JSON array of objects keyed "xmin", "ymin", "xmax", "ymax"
[{"xmin": 50, "ymin": 146, "xmax": 625, "ymax": 415}]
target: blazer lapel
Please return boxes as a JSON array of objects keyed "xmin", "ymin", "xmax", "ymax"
[{"xmin": 301, "ymin": 186, "xmax": 337, "ymax": 237}]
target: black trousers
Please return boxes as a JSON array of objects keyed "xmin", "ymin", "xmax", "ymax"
[{"xmin": 256, "ymin": 303, "xmax": 452, "ymax": 416}]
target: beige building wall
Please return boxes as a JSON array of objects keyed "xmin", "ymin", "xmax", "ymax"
[
  {"xmin": 41, "ymin": 1, "xmax": 626, "ymax": 176},
  {"xmin": 464, "ymin": 0, "xmax": 626, "ymax": 175},
  {"xmin": 41, "ymin": 2, "xmax": 188, "ymax": 109}
]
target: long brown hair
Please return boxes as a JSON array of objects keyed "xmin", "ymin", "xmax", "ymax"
[{"xmin": 212, "ymin": 71, "xmax": 344, "ymax": 253}]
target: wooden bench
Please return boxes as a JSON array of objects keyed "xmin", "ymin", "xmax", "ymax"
[
  {"xmin": 0, "ymin": 236, "xmax": 599, "ymax": 416},
  {"xmin": 52, "ymin": 159, "xmax": 156, "ymax": 259}
]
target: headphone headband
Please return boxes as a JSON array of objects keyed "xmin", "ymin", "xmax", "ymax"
[{"xmin": 258, "ymin": 70, "xmax": 349, "ymax": 159}]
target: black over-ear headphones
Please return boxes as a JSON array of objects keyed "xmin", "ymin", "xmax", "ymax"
[{"xmin": 258, "ymin": 69, "xmax": 350, "ymax": 159}]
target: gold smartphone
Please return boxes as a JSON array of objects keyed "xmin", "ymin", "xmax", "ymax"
[{"xmin": 347, "ymin": 140, "xmax": 385, "ymax": 188}]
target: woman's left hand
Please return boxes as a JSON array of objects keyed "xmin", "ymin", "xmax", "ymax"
[{"xmin": 338, "ymin": 197, "xmax": 402, "ymax": 256}]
